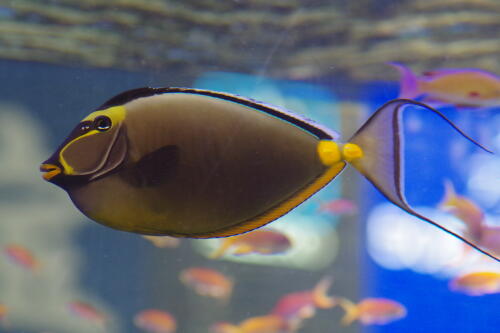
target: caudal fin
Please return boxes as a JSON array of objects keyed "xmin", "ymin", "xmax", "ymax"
[
  {"xmin": 337, "ymin": 297, "xmax": 359, "ymax": 326},
  {"xmin": 312, "ymin": 276, "xmax": 336, "ymax": 309},
  {"xmin": 387, "ymin": 62, "xmax": 421, "ymax": 99},
  {"xmin": 439, "ymin": 180, "xmax": 459, "ymax": 209},
  {"xmin": 347, "ymin": 99, "xmax": 498, "ymax": 262},
  {"xmin": 210, "ymin": 238, "xmax": 238, "ymax": 259}
]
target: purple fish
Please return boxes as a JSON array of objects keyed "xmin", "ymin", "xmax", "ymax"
[{"xmin": 389, "ymin": 63, "xmax": 500, "ymax": 108}]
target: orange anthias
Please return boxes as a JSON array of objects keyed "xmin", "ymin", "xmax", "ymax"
[
  {"xmin": 134, "ymin": 309, "xmax": 177, "ymax": 333},
  {"xmin": 318, "ymin": 198, "xmax": 357, "ymax": 216},
  {"xmin": 439, "ymin": 180, "xmax": 484, "ymax": 241},
  {"xmin": 438, "ymin": 181, "xmax": 500, "ymax": 258},
  {"xmin": 270, "ymin": 277, "xmax": 336, "ymax": 330},
  {"xmin": 212, "ymin": 315, "xmax": 288, "ymax": 333},
  {"xmin": 3, "ymin": 244, "xmax": 39, "ymax": 272},
  {"xmin": 337, "ymin": 297, "xmax": 406, "ymax": 325},
  {"xmin": 180, "ymin": 267, "xmax": 233, "ymax": 301},
  {"xmin": 449, "ymin": 271, "xmax": 500, "ymax": 296},
  {"xmin": 67, "ymin": 301, "xmax": 106, "ymax": 326},
  {"xmin": 210, "ymin": 229, "xmax": 291, "ymax": 259}
]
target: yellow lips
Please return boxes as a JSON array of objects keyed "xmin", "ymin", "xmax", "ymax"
[{"xmin": 40, "ymin": 164, "xmax": 62, "ymax": 181}]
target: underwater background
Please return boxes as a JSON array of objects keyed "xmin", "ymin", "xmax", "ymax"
[{"xmin": 0, "ymin": 0, "xmax": 499, "ymax": 332}]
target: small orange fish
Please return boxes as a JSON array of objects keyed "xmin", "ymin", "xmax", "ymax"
[
  {"xmin": 134, "ymin": 309, "xmax": 177, "ymax": 333},
  {"xmin": 67, "ymin": 301, "xmax": 106, "ymax": 325},
  {"xmin": 142, "ymin": 235, "xmax": 180, "ymax": 248},
  {"xmin": 211, "ymin": 315, "xmax": 288, "ymax": 333},
  {"xmin": 238, "ymin": 315, "xmax": 288, "ymax": 333},
  {"xmin": 271, "ymin": 277, "xmax": 335, "ymax": 330},
  {"xmin": 449, "ymin": 271, "xmax": 500, "ymax": 296},
  {"xmin": 210, "ymin": 229, "xmax": 291, "ymax": 259},
  {"xmin": 3, "ymin": 244, "xmax": 39, "ymax": 272},
  {"xmin": 318, "ymin": 199, "xmax": 357, "ymax": 215},
  {"xmin": 389, "ymin": 63, "xmax": 500, "ymax": 107},
  {"xmin": 439, "ymin": 180, "xmax": 484, "ymax": 241},
  {"xmin": 180, "ymin": 267, "xmax": 233, "ymax": 301},
  {"xmin": 438, "ymin": 181, "xmax": 500, "ymax": 259},
  {"xmin": 337, "ymin": 297, "xmax": 406, "ymax": 325}
]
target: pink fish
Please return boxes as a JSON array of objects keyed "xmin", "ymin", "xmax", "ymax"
[
  {"xmin": 210, "ymin": 229, "xmax": 291, "ymax": 259},
  {"xmin": 271, "ymin": 277, "xmax": 335, "ymax": 330},
  {"xmin": 134, "ymin": 309, "xmax": 177, "ymax": 333},
  {"xmin": 67, "ymin": 301, "xmax": 106, "ymax": 325},
  {"xmin": 3, "ymin": 244, "xmax": 39, "ymax": 272},
  {"xmin": 180, "ymin": 267, "xmax": 233, "ymax": 301},
  {"xmin": 318, "ymin": 199, "xmax": 357, "ymax": 215},
  {"xmin": 389, "ymin": 63, "xmax": 500, "ymax": 107},
  {"xmin": 450, "ymin": 271, "xmax": 500, "ymax": 296},
  {"xmin": 337, "ymin": 297, "xmax": 406, "ymax": 325}
]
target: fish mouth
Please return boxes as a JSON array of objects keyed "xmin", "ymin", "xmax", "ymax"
[{"xmin": 40, "ymin": 163, "xmax": 62, "ymax": 181}]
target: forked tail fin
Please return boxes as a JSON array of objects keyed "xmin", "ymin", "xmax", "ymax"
[
  {"xmin": 439, "ymin": 180, "xmax": 459, "ymax": 209},
  {"xmin": 387, "ymin": 62, "xmax": 421, "ymax": 99},
  {"xmin": 336, "ymin": 297, "xmax": 359, "ymax": 326},
  {"xmin": 312, "ymin": 276, "xmax": 336, "ymax": 309},
  {"xmin": 209, "ymin": 238, "xmax": 238, "ymax": 259},
  {"xmin": 347, "ymin": 99, "xmax": 498, "ymax": 262}
]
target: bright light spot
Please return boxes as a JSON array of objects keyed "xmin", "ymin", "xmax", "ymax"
[
  {"xmin": 367, "ymin": 204, "xmax": 465, "ymax": 276},
  {"xmin": 467, "ymin": 154, "xmax": 500, "ymax": 211}
]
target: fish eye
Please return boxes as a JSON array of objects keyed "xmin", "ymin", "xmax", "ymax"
[{"xmin": 94, "ymin": 116, "xmax": 112, "ymax": 132}]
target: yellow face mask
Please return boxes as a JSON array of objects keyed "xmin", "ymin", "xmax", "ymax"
[{"xmin": 41, "ymin": 106, "xmax": 128, "ymax": 181}]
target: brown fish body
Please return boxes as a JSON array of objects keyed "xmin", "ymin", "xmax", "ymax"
[{"xmin": 65, "ymin": 92, "xmax": 326, "ymax": 236}]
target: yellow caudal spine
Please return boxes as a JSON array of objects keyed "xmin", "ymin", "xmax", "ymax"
[
  {"xmin": 317, "ymin": 140, "xmax": 364, "ymax": 166},
  {"xmin": 342, "ymin": 143, "xmax": 363, "ymax": 162}
]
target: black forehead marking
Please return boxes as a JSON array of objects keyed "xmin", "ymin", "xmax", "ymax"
[
  {"xmin": 58, "ymin": 120, "xmax": 93, "ymax": 149},
  {"xmin": 96, "ymin": 87, "xmax": 333, "ymax": 140},
  {"xmin": 96, "ymin": 87, "xmax": 161, "ymax": 110}
]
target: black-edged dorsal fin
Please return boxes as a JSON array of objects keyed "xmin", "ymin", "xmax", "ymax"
[{"xmin": 97, "ymin": 87, "xmax": 337, "ymax": 140}]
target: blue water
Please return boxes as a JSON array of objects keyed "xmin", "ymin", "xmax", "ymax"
[{"xmin": 0, "ymin": 54, "xmax": 499, "ymax": 333}]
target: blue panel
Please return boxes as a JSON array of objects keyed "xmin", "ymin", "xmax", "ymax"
[{"xmin": 361, "ymin": 81, "xmax": 500, "ymax": 333}]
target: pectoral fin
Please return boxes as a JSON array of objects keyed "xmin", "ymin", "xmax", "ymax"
[{"xmin": 127, "ymin": 145, "xmax": 180, "ymax": 187}]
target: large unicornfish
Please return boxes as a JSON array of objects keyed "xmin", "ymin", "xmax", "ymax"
[{"xmin": 39, "ymin": 87, "xmax": 498, "ymax": 262}]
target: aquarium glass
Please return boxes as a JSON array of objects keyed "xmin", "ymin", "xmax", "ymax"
[{"xmin": 0, "ymin": 1, "xmax": 498, "ymax": 332}]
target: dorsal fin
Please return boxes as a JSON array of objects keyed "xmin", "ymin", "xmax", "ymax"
[{"xmin": 97, "ymin": 87, "xmax": 337, "ymax": 140}]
